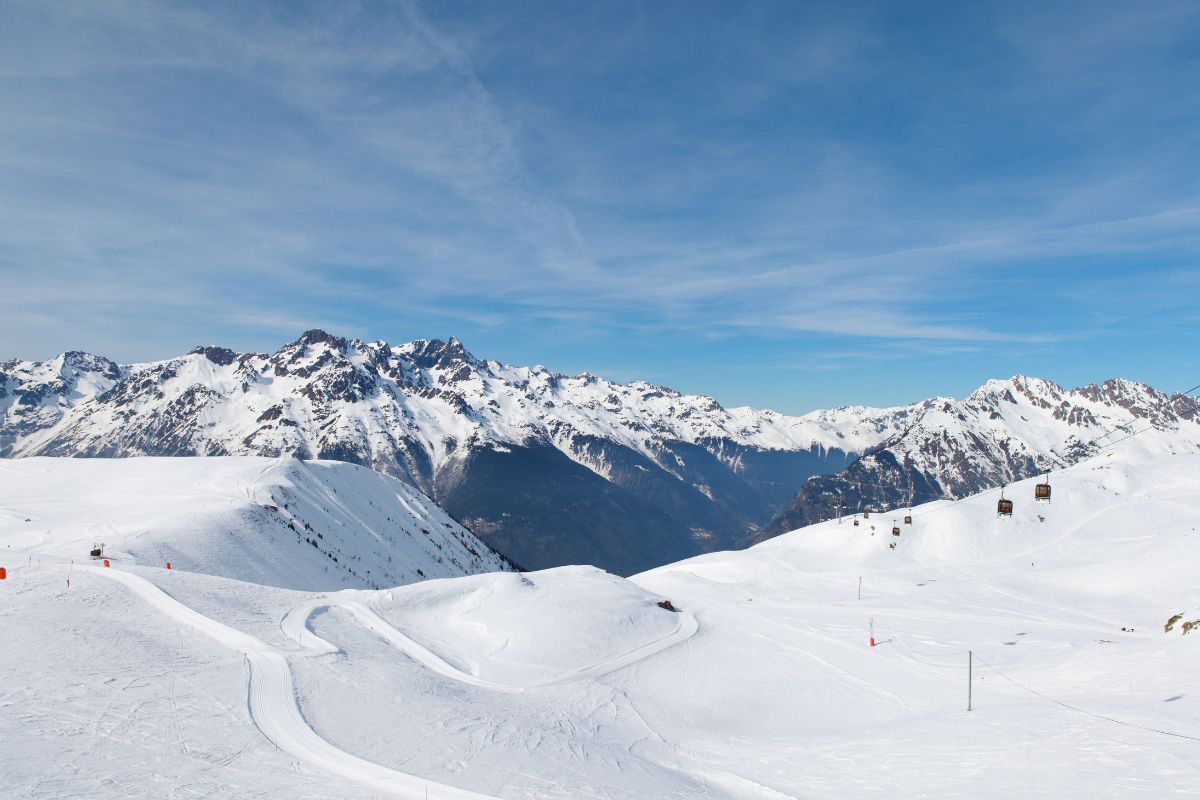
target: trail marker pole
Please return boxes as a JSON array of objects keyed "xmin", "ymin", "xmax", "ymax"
[
  {"xmin": 858, "ymin": 576, "xmax": 862, "ymax": 600},
  {"xmin": 869, "ymin": 617, "xmax": 875, "ymax": 647},
  {"xmin": 968, "ymin": 650, "xmax": 973, "ymax": 712}
]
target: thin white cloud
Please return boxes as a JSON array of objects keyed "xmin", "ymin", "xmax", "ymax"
[{"xmin": 1, "ymin": 1, "xmax": 1198, "ymax": 367}]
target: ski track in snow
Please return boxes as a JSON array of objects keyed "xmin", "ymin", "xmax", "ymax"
[
  {"xmin": 73, "ymin": 562, "xmax": 699, "ymax": 798},
  {"xmin": 74, "ymin": 562, "xmax": 500, "ymax": 800},
  {"xmin": 281, "ymin": 598, "xmax": 699, "ymax": 692}
]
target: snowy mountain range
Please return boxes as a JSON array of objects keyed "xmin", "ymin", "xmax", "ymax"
[
  {"xmin": 759, "ymin": 374, "xmax": 1200, "ymax": 540},
  {"xmin": 4, "ymin": 331, "xmax": 1198, "ymax": 572},
  {"xmin": 1, "ymin": 331, "xmax": 913, "ymax": 573}
]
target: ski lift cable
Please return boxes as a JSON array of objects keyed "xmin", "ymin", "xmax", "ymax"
[{"xmin": 973, "ymin": 655, "xmax": 1200, "ymax": 742}]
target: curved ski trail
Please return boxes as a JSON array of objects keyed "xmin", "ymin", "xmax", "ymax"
[
  {"xmin": 281, "ymin": 598, "xmax": 699, "ymax": 692},
  {"xmin": 81, "ymin": 564, "xmax": 499, "ymax": 800}
]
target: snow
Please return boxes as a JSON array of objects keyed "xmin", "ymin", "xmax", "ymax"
[
  {"xmin": 0, "ymin": 455, "xmax": 511, "ymax": 590},
  {"xmin": 2, "ymin": 447, "xmax": 1199, "ymax": 797}
]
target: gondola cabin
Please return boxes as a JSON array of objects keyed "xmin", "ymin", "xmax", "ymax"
[
  {"xmin": 997, "ymin": 498, "xmax": 1014, "ymax": 517},
  {"xmin": 853, "ymin": 519, "xmax": 860, "ymax": 527},
  {"xmin": 903, "ymin": 515, "xmax": 912, "ymax": 525},
  {"xmin": 863, "ymin": 512, "xmax": 870, "ymax": 519},
  {"xmin": 89, "ymin": 543, "xmax": 103, "ymax": 560},
  {"xmin": 891, "ymin": 524, "xmax": 901, "ymax": 536},
  {"xmin": 1035, "ymin": 482, "xmax": 1052, "ymax": 503}
]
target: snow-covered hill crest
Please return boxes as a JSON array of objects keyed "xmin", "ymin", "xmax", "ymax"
[
  {"xmin": 1, "ymin": 331, "xmax": 911, "ymax": 572},
  {"xmin": 0, "ymin": 456, "xmax": 515, "ymax": 590}
]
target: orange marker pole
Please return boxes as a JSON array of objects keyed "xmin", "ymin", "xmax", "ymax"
[
  {"xmin": 165, "ymin": 562, "xmax": 171, "ymax": 570},
  {"xmin": 0, "ymin": 566, "xmax": 6, "ymax": 580},
  {"xmin": 103, "ymin": 559, "xmax": 110, "ymax": 568}
]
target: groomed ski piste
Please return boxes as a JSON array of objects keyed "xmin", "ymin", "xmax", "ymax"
[{"xmin": 2, "ymin": 444, "xmax": 1198, "ymax": 798}]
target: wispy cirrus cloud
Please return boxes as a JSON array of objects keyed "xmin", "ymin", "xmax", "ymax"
[{"xmin": 1, "ymin": 1, "xmax": 1198, "ymax": 411}]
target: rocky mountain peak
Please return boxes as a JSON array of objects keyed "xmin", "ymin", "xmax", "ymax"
[
  {"xmin": 402, "ymin": 337, "xmax": 480, "ymax": 374},
  {"xmin": 188, "ymin": 345, "xmax": 240, "ymax": 366},
  {"xmin": 56, "ymin": 350, "xmax": 120, "ymax": 378},
  {"xmin": 292, "ymin": 329, "xmax": 349, "ymax": 351}
]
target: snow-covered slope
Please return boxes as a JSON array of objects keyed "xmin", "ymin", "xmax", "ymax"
[
  {"xmin": 761, "ymin": 374, "xmax": 1200, "ymax": 538},
  {"xmin": 1, "ymin": 331, "xmax": 910, "ymax": 572},
  {"xmin": 2, "ymin": 447, "xmax": 1197, "ymax": 798},
  {"xmin": 0, "ymin": 456, "xmax": 513, "ymax": 590}
]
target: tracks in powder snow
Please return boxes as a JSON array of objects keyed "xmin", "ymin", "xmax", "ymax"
[
  {"xmin": 281, "ymin": 598, "xmax": 699, "ymax": 692},
  {"xmin": 79, "ymin": 564, "xmax": 699, "ymax": 798}
]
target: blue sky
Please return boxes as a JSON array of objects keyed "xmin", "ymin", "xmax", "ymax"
[{"xmin": 2, "ymin": 0, "xmax": 1198, "ymax": 412}]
